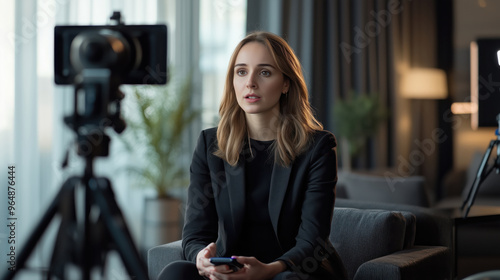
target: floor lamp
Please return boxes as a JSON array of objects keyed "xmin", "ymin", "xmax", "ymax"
[
  {"xmin": 400, "ymin": 67, "xmax": 448, "ymax": 186},
  {"xmin": 400, "ymin": 68, "xmax": 448, "ymax": 99}
]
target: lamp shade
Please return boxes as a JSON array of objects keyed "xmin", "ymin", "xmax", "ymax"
[{"xmin": 400, "ymin": 68, "xmax": 448, "ymax": 99}]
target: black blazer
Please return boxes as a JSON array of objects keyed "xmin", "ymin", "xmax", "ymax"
[{"xmin": 182, "ymin": 127, "xmax": 347, "ymax": 279}]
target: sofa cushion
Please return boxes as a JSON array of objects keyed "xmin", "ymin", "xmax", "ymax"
[{"xmin": 330, "ymin": 207, "xmax": 409, "ymax": 280}]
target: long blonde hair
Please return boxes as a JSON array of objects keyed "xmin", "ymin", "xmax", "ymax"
[{"xmin": 214, "ymin": 31, "xmax": 323, "ymax": 166}]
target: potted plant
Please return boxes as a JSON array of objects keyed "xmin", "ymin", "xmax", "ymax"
[
  {"xmin": 120, "ymin": 75, "xmax": 199, "ymax": 254},
  {"xmin": 333, "ymin": 91, "xmax": 387, "ymax": 170}
]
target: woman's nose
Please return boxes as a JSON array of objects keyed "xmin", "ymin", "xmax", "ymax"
[{"xmin": 246, "ymin": 73, "xmax": 257, "ymax": 89}]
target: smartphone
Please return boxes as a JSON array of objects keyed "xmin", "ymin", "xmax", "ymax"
[{"xmin": 209, "ymin": 257, "xmax": 243, "ymax": 272}]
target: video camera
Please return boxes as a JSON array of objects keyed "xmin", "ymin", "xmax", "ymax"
[
  {"xmin": 53, "ymin": 12, "xmax": 168, "ymax": 157},
  {"xmin": 54, "ymin": 11, "xmax": 167, "ymax": 85}
]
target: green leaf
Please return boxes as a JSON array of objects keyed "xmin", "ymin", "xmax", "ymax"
[{"xmin": 333, "ymin": 90, "xmax": 388, "ymax": 156}]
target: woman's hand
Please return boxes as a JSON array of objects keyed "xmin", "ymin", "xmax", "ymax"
[
  {"xmin": 196, "ymin": 243, "xmax": 234, "ymax": 278},
  {"xmin": 196, "ymin": 243, "xmax": 216, "ymax": 277},
  {"xmin": 209, "ymin": 257, "xmax": 286, "ymax": 280}
]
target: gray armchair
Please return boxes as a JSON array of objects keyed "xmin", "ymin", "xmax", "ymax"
[{"xmin": 148, "ymin": 205, "xmax": 451, "ymax": 280}]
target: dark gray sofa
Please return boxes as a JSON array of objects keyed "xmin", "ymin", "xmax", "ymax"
[{"xmin": 148, "ymin": 199, "xmax": 452, "ymax": 280}]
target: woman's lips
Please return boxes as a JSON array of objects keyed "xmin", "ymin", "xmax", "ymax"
[{"xmin": 244, "ymin": 93, "xmax": 261, "ymax": 103}]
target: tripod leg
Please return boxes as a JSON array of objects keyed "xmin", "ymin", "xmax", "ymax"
[
  {"xmin": 463, "ymin": 167, "xmax": 494, "ymax": 218},
  {"xmin": 1, "ymin": 177, "xmax": 80, "ymax": 280},
  {"xmin": 461, "ymin": 140, "xmax": 495, "ymax": 218},
  {"xmin": 88, "ymin": 178, "xmax": 148, "ymax": 280},
  {"xmin": 47, "ymin": 179, "xmax": 79, "ymax": 279}
]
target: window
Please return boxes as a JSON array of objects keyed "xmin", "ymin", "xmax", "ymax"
[{"xmin": 199, "ymin": 0, "xmax": 247, "ymax": 127}]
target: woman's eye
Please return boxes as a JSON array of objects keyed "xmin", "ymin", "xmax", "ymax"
[
  {"xmin": 260, "ymin": 70, "xmax": 271, "ymax": 77},
  {"xmin": 236, "ymin": 69, "xmax": 247, "ymax": 76}
]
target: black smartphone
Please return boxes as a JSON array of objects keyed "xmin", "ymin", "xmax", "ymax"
[{"xmin": 209, "ymin": 257, "xmax": 244, "ymax": 272}]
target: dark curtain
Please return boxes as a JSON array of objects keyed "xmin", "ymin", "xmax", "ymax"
[{"xmin": 246, "ymin": 0, "xmax": 451, "ymax": 201}]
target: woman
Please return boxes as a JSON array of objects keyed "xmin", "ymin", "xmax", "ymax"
[{"xmin": 158, "ymin": 31, "xmax": 347, "ymax": 280}]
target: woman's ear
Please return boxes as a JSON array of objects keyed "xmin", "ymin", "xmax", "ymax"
[{"xmin": 282, "ymin": 78, "xmax": 290, "ymax": 94}]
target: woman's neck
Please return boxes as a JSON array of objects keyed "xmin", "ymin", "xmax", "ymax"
[{"xmin": 245, "ymin": 112, "xmax": 279, "ymax": 141}]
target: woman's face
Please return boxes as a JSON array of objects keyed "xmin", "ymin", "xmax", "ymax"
[{"xmin": 233, "ymin": 42, "xmax": 289, "ymax": 117}]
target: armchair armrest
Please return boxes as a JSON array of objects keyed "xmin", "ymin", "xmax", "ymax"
[
  {"xmin": 147, "ymin": 240, "xmax": 184, "ymax": 280},
  {"xmin": 354, "ymin": 246, "xmax": 451, "ymax": 280}
]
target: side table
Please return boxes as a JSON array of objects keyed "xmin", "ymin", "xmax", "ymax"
[{"xmin": 438, "ymin": 206, "xmax": 500, "ymax": 279}]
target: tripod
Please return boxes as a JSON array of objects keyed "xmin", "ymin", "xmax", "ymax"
[
  {"xmin": 461, "ymin": 114, "xmax": 500, "ymax": 218},
  {"xmin": 1, "ymin": 72, "xmax": 148, "ymax": 279}
]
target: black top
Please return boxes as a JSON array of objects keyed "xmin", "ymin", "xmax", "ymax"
[{"xmin": 238, "ymin": 139, "xmax": 282, "ymax": 263}]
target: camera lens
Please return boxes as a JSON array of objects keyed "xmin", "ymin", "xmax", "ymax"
[
  {"xmin": 70, "ymin": 29, "xmax": 132, "ymax": 73},
  {"xmin": 83, "ymin": 41, "xmax": 104, "ymax": 63}
]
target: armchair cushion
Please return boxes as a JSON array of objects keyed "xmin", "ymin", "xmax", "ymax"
[
  {"xmin": 330, "ymin": 207, "xmax": 413, "ymax": 280},
  {"xmin": 147, "ymin": 240, "xmax": 183, "ymax": 280}
]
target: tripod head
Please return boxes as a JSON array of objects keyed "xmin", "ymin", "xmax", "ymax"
[{"xmin": 63, "ymin": 66, "xmax": 126, "ymax": 159}]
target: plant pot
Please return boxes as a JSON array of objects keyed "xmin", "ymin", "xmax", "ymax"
[{"xmin": 141, "ymin": 196, "xmax": 182, "ymax": 256}]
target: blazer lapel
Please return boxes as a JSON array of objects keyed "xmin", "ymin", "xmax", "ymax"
[
  {"xmin": 268, "ymin": 163, "xmax": 292, "ymax": 234},
  {"xmin": 224, "ymin": 160, "xmax": 246, "ymax": 237}
]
